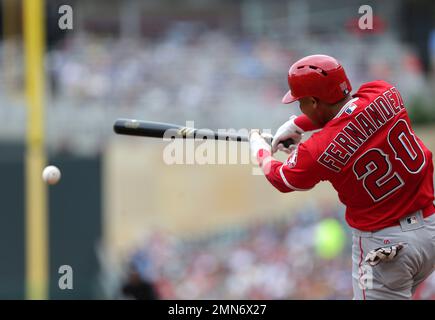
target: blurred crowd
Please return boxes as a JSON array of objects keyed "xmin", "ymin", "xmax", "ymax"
[
  {"xmin": 48, "ymin": 25, "xmax": 292, "ymax": 129},
  {"xmin": 0, "ymin": 23, "xmax": 430, "ymax": 154},
  {"xmin": 46, "ymin": 23, "xmax": 428, "ymax": 130},
  {"xmin": 119, "ymin": 205, "xmax": 355, "ymax": 300},
  {"xmin": 119, "ymin": 203, "xmax": 435, "ymax": 300}
]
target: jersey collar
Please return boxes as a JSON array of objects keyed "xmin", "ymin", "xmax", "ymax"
[{"xmin": 333, "ymin": 97, "xmax": 359, "ymax": 119}]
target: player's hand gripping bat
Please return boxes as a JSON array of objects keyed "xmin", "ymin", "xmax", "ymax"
[{"xmin": 113, "ymin": 119, "xmax": 294, "ymax": 148}]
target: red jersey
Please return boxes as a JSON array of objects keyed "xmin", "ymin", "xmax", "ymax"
[{"xmin": 259, "ymin": 80, "xmax": 435, "ymax": 231}]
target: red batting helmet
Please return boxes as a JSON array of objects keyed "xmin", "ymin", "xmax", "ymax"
[{"xmin": 282, "ymin": 54, "xmax": 352, "ymax": 104}]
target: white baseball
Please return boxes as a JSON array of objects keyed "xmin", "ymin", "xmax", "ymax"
[{"xmin": 42, "ymin": 165, "xmax": 61, "ymax": 185}]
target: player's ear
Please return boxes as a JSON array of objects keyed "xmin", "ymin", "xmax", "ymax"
[{"xmin": 310, "ymin": 97, "xmax": 318, "ymax": 109}]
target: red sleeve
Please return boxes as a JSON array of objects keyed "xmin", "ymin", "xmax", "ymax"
[
  {"xmin": 257, "ymin": 143, "xmax": 322, "ymax": 193},
  {"xmin": 294, "ymin": 114, "xmax": 322, "ymax": 132}
]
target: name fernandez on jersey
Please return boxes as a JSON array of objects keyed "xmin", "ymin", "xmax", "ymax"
[{"xmin": 318, "ymin": 87, "xmax": 405, "ymax": 172}]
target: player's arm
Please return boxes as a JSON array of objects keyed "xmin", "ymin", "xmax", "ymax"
[
  {"xmin": 294, "ymin": 114, "xmax": 321, "ymax": 132},
  {"xmin": 250, "ymin": 131, "xmax": 322, "ymax": 193},
  {"xmin": 271, "ymin": 114, "xmax": 321, "ymax": 154}
]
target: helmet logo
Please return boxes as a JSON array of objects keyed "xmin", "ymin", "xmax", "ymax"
[{"xmin": 340, "ymin": 81, "xmax": 349, "ymax": 95}]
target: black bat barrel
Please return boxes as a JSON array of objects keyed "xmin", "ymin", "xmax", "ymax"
[{"xmin": 113, "ymin": 119, "xmax": 183, "ymax": 138}]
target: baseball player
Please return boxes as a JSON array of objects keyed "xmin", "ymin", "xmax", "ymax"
[{"xmin": 249, "ymin": 54, "xmax": 435, "ymax": 300}]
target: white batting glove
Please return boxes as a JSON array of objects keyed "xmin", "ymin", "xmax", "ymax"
[
  {"xmin": 259, "ymin": 132, "xmax": 274, "ymax": 145},
  {"xmin": 249, "ymin": 130, "xmax": 271, "ymax": 159},
  {"xmin": 364, "ymin": 243, "xmax": 405, "ymax": 266},
  {"xmin": 271, "ymin": 115, "xmax": 304, "ymax": 154}
]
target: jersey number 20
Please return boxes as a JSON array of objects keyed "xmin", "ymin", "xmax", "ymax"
[{"xmin": 353, "ymin": 120, "xmax": 426, "ymax": 202}]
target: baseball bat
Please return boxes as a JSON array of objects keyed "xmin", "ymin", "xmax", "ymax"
[{"xmin": 113, "ymin": 119, "xmax": 294, "ymax": 147}]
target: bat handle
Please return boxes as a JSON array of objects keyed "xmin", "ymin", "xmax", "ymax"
[
  {"xmin": 262, "ymin": 133, "xmax": 295, "ymax": 149},
  {"xmin": 281, "ymin": 138, "xmax": 294, "ymax": 148}
]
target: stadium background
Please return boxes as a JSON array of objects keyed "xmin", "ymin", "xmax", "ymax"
[{"xmin": 0, "ymin": 0, "xmax": 434, "ymax": 299}]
